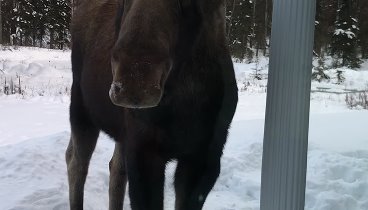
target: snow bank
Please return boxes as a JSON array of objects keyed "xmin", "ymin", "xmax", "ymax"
[
  {"xmin": 0, "ymin": 47, "xmax": 72, "ymax": 97},
  {"xmin": 0, "ymin": 94, "xmax": 368, "ymax": 210}
]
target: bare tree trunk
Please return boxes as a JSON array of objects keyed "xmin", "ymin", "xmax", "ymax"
[
  {"xmin": 18, "ymin": 75, "xmax": 21, "ymax": 94},
  {"xmin": 32, "ymin": 32, "xmax": 36, "ymax": 47},
  {"xmin": 250, "ymin": 0, "xmax": 257, "ymax": 49},
  {"xmin": 264, "ymin": 0, "xmax": 268, "ymax": 55},
  {"xmin": 50, "ymin": 29, "xmax": 54, "ymax": 49}
]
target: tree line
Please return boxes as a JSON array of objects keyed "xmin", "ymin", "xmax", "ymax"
[
  {"xmin": 0, "ymin": 0, "xmax": 71, "ymax": 49},
  {"xmin": 0, "ymin": 0, "xmax": 367, "ymax": 68},
  {"xmin": 226, "ymin": 0, "xmax": 367, "ymax": 68}
]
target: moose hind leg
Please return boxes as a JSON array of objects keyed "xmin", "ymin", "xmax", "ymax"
[
  {"xmin": 109, "ymin": 142, "xmax": 127, "ymax": 210},
  {"xmin": 66, "ymin": 112, "xmax": 99, "ymax": 210}
]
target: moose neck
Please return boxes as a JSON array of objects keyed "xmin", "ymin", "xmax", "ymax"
[{"xmin": 174, "ymin": 4, "xmax": 227, "ymax": 65}]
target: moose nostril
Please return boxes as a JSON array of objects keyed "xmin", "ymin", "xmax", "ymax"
[
  {"xmin": 111, "ymin": 82, "xmax": 124, "ymax": 93},
  {"xmin": 114, "ymin": 85, "xmax": 121, "ymax": 93}
]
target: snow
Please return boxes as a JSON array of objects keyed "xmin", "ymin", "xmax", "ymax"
[
  {"xmin": 334, "ymin": 29, "xmax": 356, "ymax": 39},
  {"xmin": 334, "ymin": 26, "xmax": 356, "ymax": 39},
  {"xmin": 0, "ymin": 47, "xmax": 72, "ymax": 97},
  {"xmin": 1, "ymin": 47, "xmax": 368, "ymax": 210}
]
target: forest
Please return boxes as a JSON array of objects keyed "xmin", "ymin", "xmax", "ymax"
[{"xmin": 0, "ymin": 0, "xmax": 367, "ymax": 68}]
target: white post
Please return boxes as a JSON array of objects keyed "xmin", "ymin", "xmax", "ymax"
[{"xmin": 260, "ymin": 0, "xmax": 316, "ymax": 209}]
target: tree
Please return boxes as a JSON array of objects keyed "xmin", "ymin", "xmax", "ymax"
[
  {"xmin": 312, "ymin": 56, "xmax": 330, "ymax": 82},
  {"xmin": 254, "ymin": 0, "xmax": 267, "ymax": 56},
  {"xmin": 226, "ymin": 0, "xmax": 254, "ymax": 60},
  {"xmin": 357, "ymin": 0, "xmax": 368, "ymax": 58},
  {"xmin": 314, "ymin": 0, "xmax": 337, "ymax": 56},
  {"xmin": 330, "ymin": 0, "xmax": 361, "ymax": 68},
  {"xmin": 50, "ymin": 0, "xmax": 71, "ymax": 49},
  {"xmin": 0, "ymin": 0, "xmax": 71, "ymax": 48}
]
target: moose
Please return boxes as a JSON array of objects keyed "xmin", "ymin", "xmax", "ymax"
[{"xmin": 66, "ymin": 0, "xmax": 238, "ymax": 209}]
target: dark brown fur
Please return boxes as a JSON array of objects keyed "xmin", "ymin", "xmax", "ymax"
[{"xmin": 66, "ymin": 0, "xmax": 238, "ymax": 209}]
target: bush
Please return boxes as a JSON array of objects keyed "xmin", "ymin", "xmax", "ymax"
[{"xmin": 345, "ymin": 91, "xmax": 368, "ymax": 109}]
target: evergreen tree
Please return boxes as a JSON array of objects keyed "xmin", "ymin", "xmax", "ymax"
[
  {"xmin": 0, "ymin": 0, "xmax": 70, "ymax": 48},
  {"xmin": 314, "ymin": 0, "xmax": 337, "ymax": 56},
  {"xmin": 226, "ymin": 0, "xmax": 254, "ymax": 60},
  {"xmin": 330, "ymin": 0, "xmax": 361, "ymax": 68},
  {"xmin": 33, "ymin": 0, "xmax": 49, "ymax": 47},
  {"xmin": 52, "ymin": 0, "xmax": 71, "ymax": 49},
  {"xmin": 0, "ymin": 0, "xmax": 367, "ymax": 67},
  {"xmin": 336, "ymin": 70, "xmax": 345, "ymax": 84},
  {"xmin": 312, "ymin": 56, "xmax": 330, "ymax": 82},
  {"xmin": 254, "ymin": 0, "xmax": 267, "ymax": 56},
  {"xmin": 357, "ymin": 0, "xmax": 368, "ymax": 58}
]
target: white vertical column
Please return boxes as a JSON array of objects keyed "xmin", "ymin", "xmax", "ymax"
[{"xmin": 260, "ymin": 0, "xmax": 316, "ymax": 209}]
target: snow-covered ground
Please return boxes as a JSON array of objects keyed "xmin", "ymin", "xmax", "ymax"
[
  {"xmin": 1, "ymin": 47, "xmax": 368, "ymax": 210},
  {"xmin": 0, "ymin": 47, "xmax": 72, "ymax": 97}
]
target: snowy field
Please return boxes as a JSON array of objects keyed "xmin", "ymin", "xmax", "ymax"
[{"xmin": 0, "ymin": 47, "xmax": 368, "ymax": 210}]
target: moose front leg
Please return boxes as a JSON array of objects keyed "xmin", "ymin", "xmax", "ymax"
[
  {"xmin": 174, "ymin": 156, "xmax": 221, "ymax": 210},
  {"xmin": 109, "ymin": 142, "xmax": 128, "ymax": 210},
  {"xmin": 175, "ymin": 124, "xmax": 231, "ymax": 210},
  {"xmin": 66, "ymin": 129, "xmax": 99, "ymax": 210},
  {"xmin": 66, "ymin": 83, "xmax": 100, "ymax": 210},
  {"xmin": 126, "ymin": 145, "xmax": 166, "ymax": 210}
]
